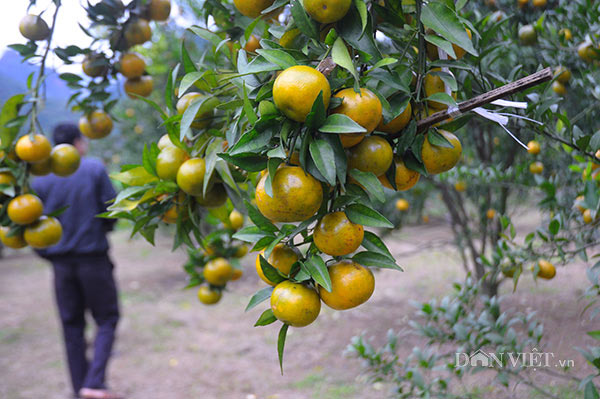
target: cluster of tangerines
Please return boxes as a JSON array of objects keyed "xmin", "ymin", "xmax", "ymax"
[
  {"xmin": 210, "ymin": 0, "xmax": 469, "ymax": 327},
  {"xmin": 502, "ymin": 258, "xmax": 556, "ymax": 281},
  {"xmin": 188, "ymin": 210, "xmax": 249, "ymax": 305},
  {"xmin": 0, "ymin": 134, "xmax": 81, "ymax": 250}
]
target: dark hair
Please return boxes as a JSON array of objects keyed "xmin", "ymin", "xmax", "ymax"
[{"xmin": 53, "ymin": 123, "xmax": 82, "ymax": 145}]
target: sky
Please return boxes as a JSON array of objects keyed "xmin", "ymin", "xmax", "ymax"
[{"xmin": 0, "ymin": 0, "xmax": 182, "ymax": 72}]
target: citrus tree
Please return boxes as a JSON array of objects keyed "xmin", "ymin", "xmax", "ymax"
[{"xmin": 1, "ymin": 0, "xmax": 600, "ymax": 391}]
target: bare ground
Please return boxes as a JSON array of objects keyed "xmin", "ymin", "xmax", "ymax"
[{"xmin": 0, "ymin": 219, "xmax": 597, "ymax": 399}]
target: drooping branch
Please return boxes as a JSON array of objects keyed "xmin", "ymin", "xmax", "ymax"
[{"xmin": 417, "ymin": 67, "xmax": 554, "ymax": 133}]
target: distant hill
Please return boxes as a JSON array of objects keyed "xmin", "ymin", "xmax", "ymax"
[{"xmin": 0, "ymin": 50, "xmax": 79, "ymax": 132}]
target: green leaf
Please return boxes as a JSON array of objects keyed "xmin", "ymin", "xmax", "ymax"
[
  {"xmin": 278, "ymin": 323, "xmax": 289, "ymax": 375},
  {"xmin": 303, "ymin": 255, "xmax": 332, "ymax": 292},
  {"xmin": 260, "ymin": 255, "xmax": 287, "ymax": 284},
  {"xmin": 353, "ymin": 251, "xmax": 403, "ymax": 271},
  {"xmin": 0, "ymin": 94, "xmax": 25, "ymax": 149},
  {"xmin": 245, "ymin": 200, "xmax": 279, "ymax": 233},
  {"xmin": 245, "ymin": 286, "xmax": 274, "ymax": 312},
  {"xmin": 219, "ymin": 153, "xmax": 268, "ymax": 172},
  {"xmin": 310, "ymin": 139, "xmax": 336, "ymax": 186},
  {"xmin": 265, "ymin": 157, "xmax": 284, "ymax": 198},
  {"xmin": 290, "ymin": 0, "xmax": 319, "ymax": 40},
  {"xmin": 180, "ymin": 41, "xmax": 197, "ymax": 73},
  {"xmin": 256, "ymin": 49, "xmax": 297, "ymax": 69},
  {"xmin": 332, "ymin": 37, "xmax": 359, "ymax": 82},
  {"xmin": 188, "ymin": 26, "xmax": 223, "ymax": 47},
  {"xmin": 362, "ymin": 231, "xmax": 394, "ymax": 259},
  {"xmin": 590, "ymin": 131, "xmax": 600, "ymax": 151},
  {"xmin": 242, "ymin": 84, "xmax": 258, "ymax": 125},
  {"xmin": 180, "ymin": 96, "xmax": 219, "ymax": 139},
  {"xmin": 354, "ymin": 0, "xmax": 368, "ymax": 34},
  {"xmin": 584, "ymin": 382, "xmax": 599, "ymax": 399},
  {"xmin": 587, "ymin": 331, "xmax": 600, "ymax": 341},
  {"xmin": 425, "ymin": 35, "xmax": 457, "ymax": 59},
  {"xmin": 233, "ymin": 226, "xmax": 271, "ymax": 242},
  {"xmin": 305, "ymin": 91, "xmax": 327, "ymax": 130},
  {"xmin": 427, "ymin": 130, "xmax": 455, "ymax": 148},
  {"xmin": 254, "ymin": 309, "xmax": 277, "ymax": 326},
  {"xmin": 110, "ymin": 166, "xmax": 158, "ymax": 186},
  {"xmin": 420, "ymin": 2, "xmax": 477, "ymax": 56},
  {"xmin": 371, "ymin": 57, "xmax": 398, "ymax": 71},
  {"xmin": 348, "ymin": 169, "xmax": 385, "ymax": 203},
  {"xmin": 319, "ymin": 114, "xmax": 367, "ymax": 134},
  {"xmin": 425, "ymin": 93, "xmax": 457, "ymax": 109},
  {"xmin": 346, "ymin": 203, "xmax": 394, "ymax": 228}
]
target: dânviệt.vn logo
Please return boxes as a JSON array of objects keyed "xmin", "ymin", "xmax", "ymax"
[{"xmin": 455, "ymin": 348, "xmax": 575, "ymax": 370}]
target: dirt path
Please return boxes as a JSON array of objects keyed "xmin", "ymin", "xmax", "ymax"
[{"xmin": 0, "ymin": 221, "xmax": 596, "ymax": 399}]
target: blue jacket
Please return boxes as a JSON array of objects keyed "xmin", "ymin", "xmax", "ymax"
[{"xmin": 32, "ymin": 157, "xmax": 117, "ymax": 258}]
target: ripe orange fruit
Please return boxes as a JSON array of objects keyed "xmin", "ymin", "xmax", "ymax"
[
  {"xmin": 0, "ymin": 227, "xmax": 27, "ymax": 249},
  {"xmin": 486, "ymin": 209, "xmax": 496, "ymax": 219},
  {"xmin": 157, "ymin": 134, "xmax": 175, "ymax": 150},
  {"xmin": 331, "ymin": 88, "xmax": 382, "ymax": 148},
  {"xmin": 234, "ymin": 245, "xmax": 248, "ymax": 259},
  {"xmin": 231, "ymin": 268, "xmax": 244, "ymax": 281},
  {"xmin": 176, "ymin": 93, "xmax": 215, "ymax": 129},
  {"xmin": 255, "ymin": 244, "xmax": 300, "ymax": 285},
  {"xmin": 244, "ymin": 35, "xmax": 261, "ymax": 53},
  {"xmin": 161, "ymin": 192, "xmax": 187, "ymax": 224},
  {"xmin": 273, "ymin": 66, "xmax": 331, "ymax": 123},
  {"xmin": 347, "ymin": 136, "xmax": 393, "ymax": 176},
  {"xmin": 148, "ymin": 0, "xmax": 171, "ymax": 21},
  {"xmin": 7, "ymin": 194, "xmax": 44, "ymax": 225},
  {"xmin": 120, "ymin": 53, "xmax": 146, "ymax": 79},
  {"xmin": 229, "ymin": 210, "xmax": 244, "ymax": 230},
  {"xmin": 82, "ymin": 54, "xmax": 107, "ymax": 77},
  {"xmin": 552, "ymin": 81, "xmax": 566, "ymax": 96},
  {"xmin": 559, "ymin": 28, "xmax": 572, "ymax": 41},
  {"xmin": 50, "ymin": 144, "xmax": 81, "ymax": 177},
  {"xmin": 424, "ymin": 68, "xmax": 457, "ymax": 110},
  {"xmin": 271, "ymin": 281, "xmax": 321, "ymax": 327},
  {"xmin": 578, "ymin": 41, "xmax": 599, "ymax": 63},
  {"xmin": 0, "ymin": 172, "xmax": 16, "ymax": 186},
  {"xmin": 255, "ymin": 165, "xmax": 323, "ymax": 222},
  {"xmin": 24, "ymin": 216, "xmax": 63, "ymax": 249},
  {"xmin": 583, "ymin": 209, "xmax": 593, "ymax": 224},
  {"xmin": 532, "ymin": 0, "xmax": 546, "ymax": 7},
  {"xmin": 203, "ymin": 257, "xmax": 234, "ymax": 286},
  {"xmin": 529, "ymin": 161, "xmax": 544, "ymax": 174},
  {"xmin": 176, "ymin": 158, "xmax": 206, "ymax": 196},
  {"xmin": 195, "ymin": 183, "xmax": 227, "ymax": 208},
  {"xmin": 377, "ymin": 102, "xmax": 412, "ymax": 135},
  {"xmin": 79, "ymin": 110, "xmax": 113, "ymax": 139},
  {"xmin": 527, "ymin": 140, "xmax": 540, "ymax": 155},
  {"xmin": 421, "ymin": 130, "xmax": 462, "ymax": 174},
  {"xmin": 454, "ymin": 180, "xmax": 467, "ymax": 192},
  {"xmin": 535, "ymin": 259, "xmax": 556, "ymax": 280},
  {"xmin": 233, "ymin": 0, "xmax": 275, "ymax": 18},
  {"xmin": 124, "ymin": 76, "xmax": 154, "ymax": 99},
  {"xmin": 314, "ymin": 211, "xmax": 363, "ymax": 256},
  {"xmin": 554, "ymin": 66, "xmax": 571, "ymax": 84},
  {"xmin": 279, "ymin": 28, "xmax": 301, "ymax": 49},
  {"xmin": 519, "ymin": 25, "xmax": 537, "ymax": 45},
  {"xmin": 156, "ymin": 146, "xmax": 188, "ymax": 181},
  {"xmin": 304, "ymin": 0, "xmax": 352, "ymax": 24},
  {"xmin": 395, "ymin": 198, "xmax": 409, "ymax": 211},
  {"xmin": 19, "ymin": 14, "xmax": 50, "ymax": 41},
  {"xmin": 30, "ymin": 159, "xmax": 51, "ymax": 176},
  {"xmin": 319, "ymin": 260, "xmax": 374, "ymax": 310},
  {"xmin": 124, "ymin": 19, "xmax": 152, "ymax": 46},
  {"xmin": 197, "ymin": 285, "xmax": 222, "ymax": 305},
  {"xmin": 378, "ymin": 158, "xmax": 420, "ymax": 191},
  {"xmin": 15, "ymin": 134, "xmax": 51, "ymax": 163}
]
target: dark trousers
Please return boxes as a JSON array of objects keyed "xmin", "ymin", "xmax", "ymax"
[{"xmin": 50, "ymin": 254, "xmax": 120, "ymax": 394}]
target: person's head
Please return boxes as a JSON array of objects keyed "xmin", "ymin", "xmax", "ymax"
[{"xmin": 53, "ymin": 123, "xmax": 88, "ymax": 155}]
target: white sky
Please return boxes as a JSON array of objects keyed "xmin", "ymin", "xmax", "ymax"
[{"xmin": 0, "ymin": 0, "xmax": 183, "ymax": 72}]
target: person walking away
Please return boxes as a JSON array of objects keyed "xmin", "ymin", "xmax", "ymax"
[{"xmin": 32, "ymin": 123, "xmax": 122, "ymax": 399}]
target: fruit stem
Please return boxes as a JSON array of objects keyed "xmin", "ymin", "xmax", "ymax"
[{"xmin": 30, "ymin": 1, "xmax": 62, "ymax": 135}]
